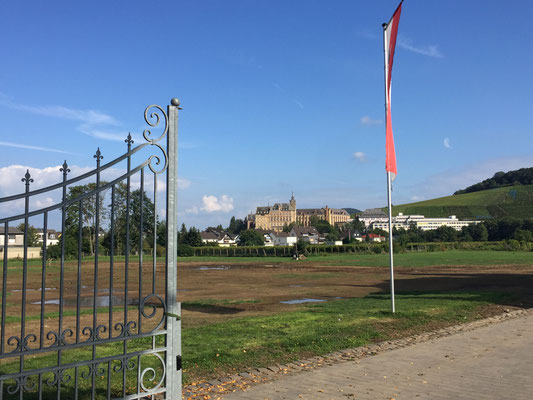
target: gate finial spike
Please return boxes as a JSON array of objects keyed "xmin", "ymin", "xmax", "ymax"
[
  {"xmin": 125, "ymin": 133, "xmax": 134, "ymax": 146},
  {"xmin": 22, "ymin": 169, "xmax": 34, "ymax": 185},
  {"xmin": 60, "ymin": 160, "xmax": 70, "ymax": 174},
  {"xmin": 94, "ymin": 147, "xmax": 103, "ymax": 161}
]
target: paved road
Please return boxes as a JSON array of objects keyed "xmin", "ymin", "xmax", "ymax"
[{"xmin": 220, "ymin": 312, "xmax": 533, "ymax": 400}]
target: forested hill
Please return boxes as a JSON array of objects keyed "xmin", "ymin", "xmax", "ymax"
[{"xmin": 454, "ymin": 167, "xmax": 533, "ymax": 195}]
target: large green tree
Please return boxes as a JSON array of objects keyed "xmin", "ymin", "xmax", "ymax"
[
  {"xmin": 64, "ymin": 183, "xmax": 108, "ymax": 256},
  {"xmin": 238, "ymin": 229, "xmax": 264, "ymax": 246},
  {"xmin": 227, "ymin": 216, "xmax": 246, "ymax": 234},
  {"xmin": 16, "ymin": 223, "xmax": 39, "ymax": 247},
  {"xmin": 102, "ymin": 183, "xmax": 156, "ymax": 255}
]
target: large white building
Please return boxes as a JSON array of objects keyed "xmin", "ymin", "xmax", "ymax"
[
  {"xmin": 359, "ymin": 208, "xmax": 389, "ymax": 227},
  {"xmin": 371, "ymin": 213, "xmax": 478, "ymax": 232}
]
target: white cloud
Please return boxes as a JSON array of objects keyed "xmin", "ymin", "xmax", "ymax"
[
  {"xmin": 398, "ymin": 37, "xmax": 444, "ymax": 58},
  {"xmin": 0, "ymin": 141, "xmax": 73, "ymax": 155},
  {"xmin": 443, "ymin": 137, "xmax": 452, "ymax": 149},
  {"xmin": 353, "ymin": 152, "xmax": 367, "ymax": 162},
  {"xmin": 410, "ymin": 196, "xmax": 425, "ymax": 202},
  {"xmin": 200, "ymin": 195, "xmax": 234, "ymax": 213},
  {"xmin": 361, "ymin": 116, "xmax": 382, "ymax": 126}
]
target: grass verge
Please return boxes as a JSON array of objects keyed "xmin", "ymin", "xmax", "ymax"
[
  {"xmin": 181, "ymin": 291, "xmax": 518, "ymax": 383},
  {"xmin": 0, "ymin": 291, "xmax": 521, "ymax": 397}
]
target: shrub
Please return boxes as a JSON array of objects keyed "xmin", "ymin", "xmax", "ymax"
[{"xmin": 177, "ymin": 244, "xmax": 194, "ymax": 257}]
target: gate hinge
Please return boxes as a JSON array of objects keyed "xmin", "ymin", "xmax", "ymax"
[{"xmin": 176, "ymin": 355, "xmax": 182, "ymax": 371}]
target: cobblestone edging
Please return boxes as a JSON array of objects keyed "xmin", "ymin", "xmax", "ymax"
[{"xmin": 183, "ymin": 308, "xmax": 531, "ymax": 399}]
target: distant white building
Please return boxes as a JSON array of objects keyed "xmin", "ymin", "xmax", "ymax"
[
  {"xmin": 36, "ymin": 229, "xmax": 59, "ymax": 246},
  {"xmin": 359, "ymin": 208, "xmax": 389, "ymax": 227},
  {"xmin": 290, "ymin": 226, "xmax": 319, "ymax": 244},
  {"xmin": 270, "ymin": 231, "xmax": 297, "ymax": 246},
  {"xmin": 371, "ymin": 213, "xmax": 478, "ymax": 232},
  {"xmin": 200, "ymin": 230, "xmax": 239, "ymax": 247},
  {"xmin": 355, "ymin": 233, "xmax": 386, "ymax": 243}
]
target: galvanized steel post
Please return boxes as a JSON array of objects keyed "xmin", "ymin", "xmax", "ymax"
[{"xmin": 166, "ymin": 98, "xmax": 182, "ymax": 397}]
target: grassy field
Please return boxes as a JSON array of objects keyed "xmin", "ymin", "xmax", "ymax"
[
  {"xmin": 1, "ymin": 250, "xmax": 532, "ymax": 397},
  {"xmin": 384, "ymin": 184, "xmax": 533, "ymax": 219},
  {"xmin": 177, "ymin": 250, "xmax": 533, "ymax": 267}
]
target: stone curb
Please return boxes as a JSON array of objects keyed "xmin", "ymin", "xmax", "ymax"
[{"xmin": 182, "ymin": 308, "xmax": 531, "ymax": 399}]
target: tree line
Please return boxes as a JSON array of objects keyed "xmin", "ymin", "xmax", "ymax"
[
  {"xmin": 454, "ymin": 167, "xmax": 533, "ymax": 195},
  {"xmin": 392, "ymin": 217, "xmax": 533, "ymax": 245}
]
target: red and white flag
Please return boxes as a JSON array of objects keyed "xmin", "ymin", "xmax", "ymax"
[{"xmin": 384, "ymin": 1, "xmax": 402, "ymax": 181}]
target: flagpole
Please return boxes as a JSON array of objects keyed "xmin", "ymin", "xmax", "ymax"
[
  {"xmin": 383, "ymin": 22, "xmax": 396, "ymax": 314},
  {"xmin": 387, "ymin": 171, "xmax": 395, "ymax": 313}
]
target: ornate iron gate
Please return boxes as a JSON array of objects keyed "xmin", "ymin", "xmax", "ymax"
[{"xmin": 0, "ymin": 99, "xmax": 182, "ymax": 399}]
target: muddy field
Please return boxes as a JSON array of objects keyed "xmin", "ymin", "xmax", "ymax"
[
  {"xmin": 178, "ymin": 261, "xmax": 533, "ymax": 326},
  {"xmin": 1, "ymin": 259, "xmax": 533, "ymax": 350}
]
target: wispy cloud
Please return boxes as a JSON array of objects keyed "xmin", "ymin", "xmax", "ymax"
[
  {"xmin": 398, "ymin": 37, "xmax": 444, "ymax": 58},
  {"xmin": 273, "ymin": 82, "xmax": 305, "ymax": 110},
  {"xmin": 352, "ymin": 152, "xmax": 367, "ymax": 162},
  {"xmin": 361, "ymin": 116, "xmax": 382, "ymax": 126},
  {"xmin": 0, "ymin": 94, "xmax": 129, "ymax": 142},
  {"xmin": 443, "ymin": 137, "xmax": 452, "ymax": 149},
  {"xmin": 292, "ymin": 99, "xmax": 305, "ymax": 110},
  {"xmin": 0, "ymin": 141, "xmax": 74, "ymax": 155}
]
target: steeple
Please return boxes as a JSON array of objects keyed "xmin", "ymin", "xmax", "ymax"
[{"xmin": 290, "ymin": 192, "xmax": 296, "ymax": 210}]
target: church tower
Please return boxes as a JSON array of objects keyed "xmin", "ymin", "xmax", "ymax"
[{"xmin": 289, "ymin": 193, "xmax": 296, "ymax": 211}]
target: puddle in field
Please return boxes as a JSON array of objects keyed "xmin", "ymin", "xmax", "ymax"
[
  {"xmin": 11, "ymin": 287, "xmax": 57, "ymax": 292},
  {"xmin": 280, "ymin": 298, "xmax": 326, "ymax": 304},
  {"xmin": 195, "ymin": 266, "xmax": 231, "ymax": 271},
  {"xmin": 31, "ymin": 299, "xmax": 60, "ymax": 305},
  {"xmin": 288, "ymin": 285, "xmax": 304, "ymax": 288},
  {"xmin": 31, "ymin": 295, "xmax": 151, "ymax": 308}
]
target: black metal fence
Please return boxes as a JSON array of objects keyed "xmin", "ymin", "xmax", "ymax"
[{"xmin": 0, "ymin": 100, "xmax": 181, "ymax": 399}]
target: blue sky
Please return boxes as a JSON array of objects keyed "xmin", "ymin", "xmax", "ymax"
[{"xmin": 1, "ymin": 0, "xmax": 532, "ymax": 229}]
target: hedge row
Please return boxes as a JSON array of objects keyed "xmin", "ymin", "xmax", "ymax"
[{"xmin": 184, "ymin": 240, "xmax": 533, "ymax": 257}]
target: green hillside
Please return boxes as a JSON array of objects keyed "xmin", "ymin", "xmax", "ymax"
[{"xmin": 387, "ymin": 184, "xmax": 533, "ymax": 220}]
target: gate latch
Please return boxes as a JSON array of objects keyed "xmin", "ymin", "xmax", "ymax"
[
  {"xmin": 165, "ymin": 312, "xmax": 181, "ymax": 321},
  {"xmin": 176, "ymin": 355, "xmax": 182, "ymax": 371}
]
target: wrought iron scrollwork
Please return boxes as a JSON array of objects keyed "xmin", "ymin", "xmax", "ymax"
[
  {"xmin": 7, "ymin": 375, "xmax": 35, "ymax": 394},
  {"xmin": 81, "ymin": 363, "xmax": 106, "ymax": 380},
  {"xmin": 45, "ymin": 369, "xmax": 72, "ymax": 387},
  {"xmin": 140, "ymin": 352, "xmax": 166, "ymax": 392},
  {"xmin": 142, "ymin": 104, "xmax": 168, "ymax": 174},
  {"xmin": 0, "ymin": 100, "xmax": 179, "ymax": 398},
  {"xmin": 58, "ymin": 328, "xmax": 74, "ymax": 346},
  {"xmin": 112, "ymin": 320, "xmax": 137, "ymax": 337},
  {"xmin": 6, "ymin": 333, "xmax": 37, "ymax": 353},
  {"xmin": 140, "ymin": 293, "xmax": 166, "ymax": 332},
  {"xmin": 113, "ymin": 357, "xmax": 136, "ymax": 373}
]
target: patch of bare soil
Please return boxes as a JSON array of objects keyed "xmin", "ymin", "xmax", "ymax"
[{"xmin": 1, "ymin": 261, "xmax": 532, "ymax": 349}]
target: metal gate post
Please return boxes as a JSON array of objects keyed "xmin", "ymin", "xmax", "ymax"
[{"xmin": 166, "ymin": 98, "xmax": 182, "ymax": 398}]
